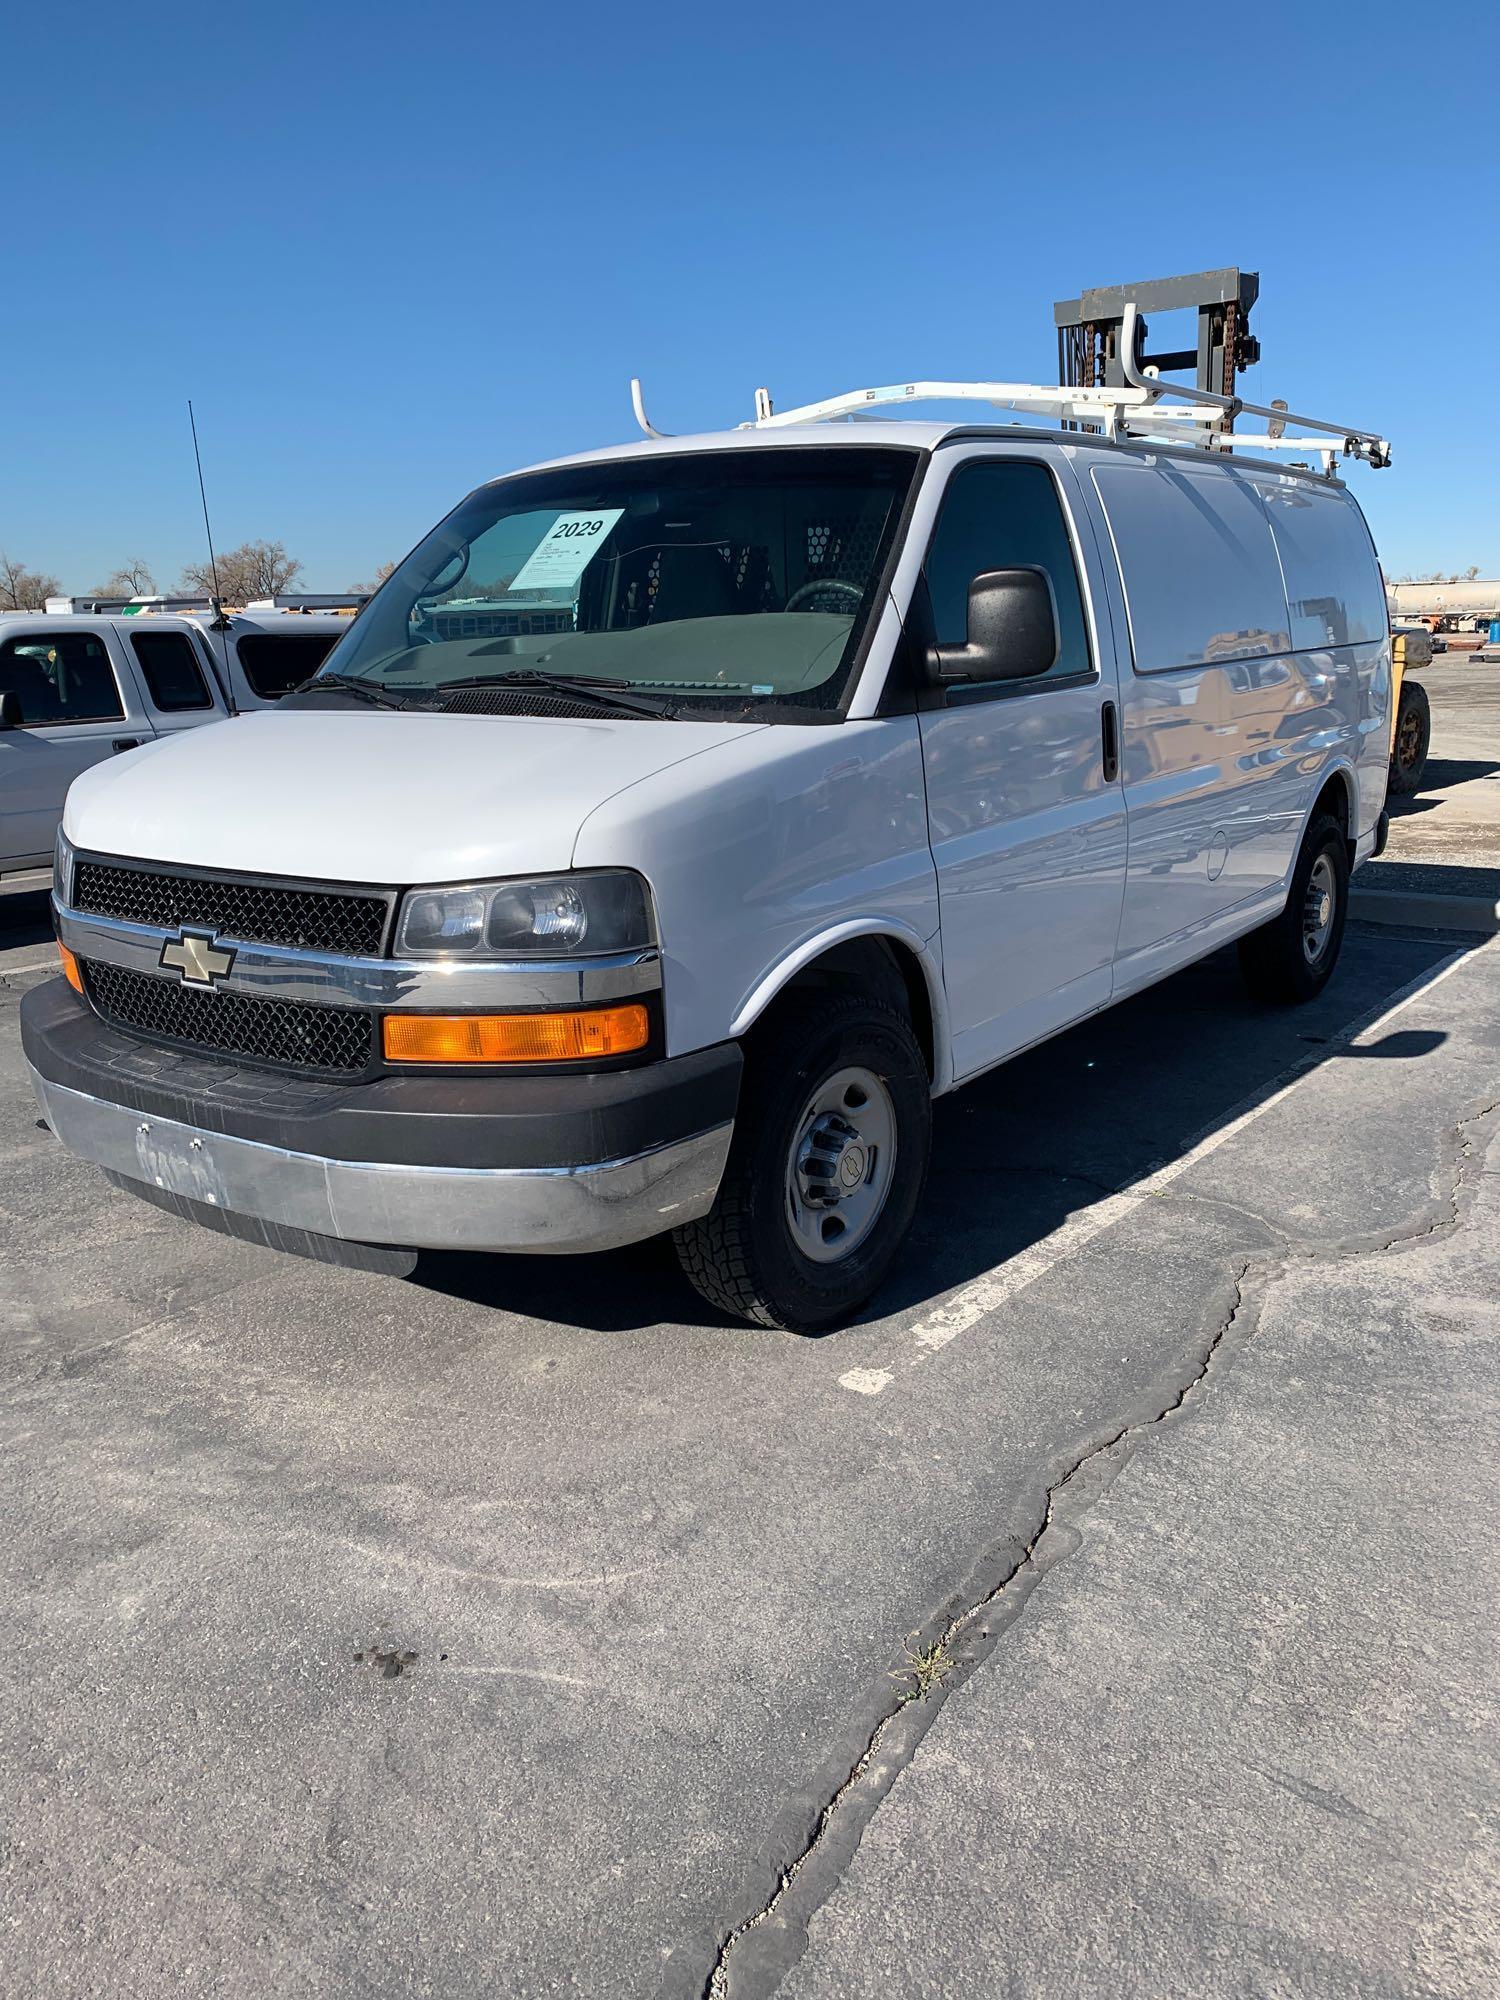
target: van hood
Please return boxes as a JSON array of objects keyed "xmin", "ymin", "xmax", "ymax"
[{"xmin": 64, "ymin": 709, "xmax": 762, "ymax": 885}]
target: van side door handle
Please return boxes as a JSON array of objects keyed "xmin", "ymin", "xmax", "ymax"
[
  {"xmin": 1100, "ymin": 701, "xmax": 1119, "ymax": 784},
  {"xmin": 112, "ymin": 737, "xmax": 144, "ymax": 754}
]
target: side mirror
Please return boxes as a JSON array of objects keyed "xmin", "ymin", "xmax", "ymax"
[
  {"xmin": 926, "ymin": 567, "xmax": 1060, "ymax": 686},
  {"xmin": 0, "ymin": 689, "xmax": 23, "ymax": 730}
]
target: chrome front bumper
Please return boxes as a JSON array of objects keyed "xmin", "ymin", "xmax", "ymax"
[{"xmin": 30, "ymin": 1070, "xmax": 731, "ymax": 1256}]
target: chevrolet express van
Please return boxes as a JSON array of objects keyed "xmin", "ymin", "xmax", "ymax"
[{"xmin": 22, "ymin": 409, "xmax": 1392, "ymax": 1328}]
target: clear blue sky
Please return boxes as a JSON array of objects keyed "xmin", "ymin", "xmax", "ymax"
[{"xmin": 4, "ymin": 0, "xmax": 1495, "ymax": 592}]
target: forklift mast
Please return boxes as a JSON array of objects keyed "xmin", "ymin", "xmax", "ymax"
[{"xmin": 1054, "ymin": 268, "xmax": 1262, "ymax": 424}]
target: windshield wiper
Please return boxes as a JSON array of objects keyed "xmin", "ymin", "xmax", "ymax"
[
  {"xmin": 292, "ymin": 672, "xmax": 417, "ymax": 711},
  {"xmin": 430, "ymin": 669, "xmax": 675, "ymax": 719}
]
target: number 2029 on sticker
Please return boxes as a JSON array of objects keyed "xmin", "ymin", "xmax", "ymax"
[{"xmin": 508, "ymin": 509, "xmax": 625, "ymax": 592}]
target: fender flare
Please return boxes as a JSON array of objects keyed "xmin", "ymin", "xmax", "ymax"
[
  {"xmin": 729, "ymin": 917, "xmax": 954, "ymax": 1096},
  {"xmin": 1304, "ymin": 756, "xmax": 1360, "ymax": 846},
  {"xmin": 1277, "ymin": 758, "xmax": 1359, "ymax": 896}
]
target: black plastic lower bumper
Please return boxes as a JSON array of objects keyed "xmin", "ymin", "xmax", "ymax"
[{"xmin": 20, "ymin": 977, "xmax": 741, "ymax": 1172}]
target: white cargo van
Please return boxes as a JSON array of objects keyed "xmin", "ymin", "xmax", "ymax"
[
  {"xmin": 0, "ymin": 603, "xmax": 358, "ymax": 872},
  {"xmin": 22, "ymin": 368, "xmax": 1393, "ymax": 1329}
]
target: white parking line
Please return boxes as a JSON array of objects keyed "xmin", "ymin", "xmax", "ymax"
[
  {"xmin": 840, "ymin": 1367, "xmax": 895, "ymax": 1396},
  {"xmin": 0, "ymin": 953, "xmax": 63, "ymax": 978},
  {"xmin": 840, "ymin": 941, "xmax": 1488, "ymax": 1396}
]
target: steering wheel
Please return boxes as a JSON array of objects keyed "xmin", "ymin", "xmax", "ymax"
[{"xmin": 784, "ymin": 576, "xmax": 864, "ymax": 616}]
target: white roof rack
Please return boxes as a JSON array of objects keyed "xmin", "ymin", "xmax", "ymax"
[{"xmin": 631, "ymin": 303, "xmax": 1391, "ymax": 475}]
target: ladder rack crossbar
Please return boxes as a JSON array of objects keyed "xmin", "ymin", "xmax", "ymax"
[
  {"xmin": 736, "ymin": 376, "xmax": 1385, "ymax": 471},
  {"xmin": 629, "ymin": 287, "xmax": 1390, "ymax": 471},
  {"xmin": 743, "ymin": 379, "xmax": 1162, "ymax": 429},
  {"xmin": 723, "ymin": 297, "xmax": 1389, "ymax": 470}
]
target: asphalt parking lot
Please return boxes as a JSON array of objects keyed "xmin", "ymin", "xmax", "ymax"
[{"xmin": 3, "ymin": 842, "xmax": 1498, "ymax": 1991}]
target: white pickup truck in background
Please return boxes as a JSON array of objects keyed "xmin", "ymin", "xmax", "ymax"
[{"xmin": 0, "ymin": 601, "xmax": 358, "ymax": 872}]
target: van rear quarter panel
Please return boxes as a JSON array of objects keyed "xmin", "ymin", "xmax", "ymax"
[
  {"xmin": 571, "ymin": 717, "xmax": 941, "ymax": 1065},
  {"xmin": 1251, "ymin": 471, "xmax": 1391, "ymax": 845},
  {"xmin": 1090, "ymin": 454, "xmax": 1389, "ymax": 961}
]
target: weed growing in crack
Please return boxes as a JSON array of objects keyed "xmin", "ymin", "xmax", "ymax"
[{"xmin": 892, "ymin": 1639, "xmax": 957, "ymax": 1703}]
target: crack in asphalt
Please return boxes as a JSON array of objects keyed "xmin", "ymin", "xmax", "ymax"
[{"xmin": 704, "ymin": 1095, "xmax": 1500, "ymax": 2000}]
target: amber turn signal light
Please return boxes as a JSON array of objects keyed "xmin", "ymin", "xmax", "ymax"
[
  {"xmin": 58, "ymin": 942, "xmax": 84, "ymax": 995},
  {"xmin": 382, "ymin": 1003, "xmax": 650, "ymax": 1065}
]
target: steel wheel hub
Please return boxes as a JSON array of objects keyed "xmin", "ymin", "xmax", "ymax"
[
  {"xmin": 786, "ymin": 1066, "xmax": 897, "ymax": 1265},
  {"xmin": 1302, "ymin": 852, "xmax": 1337, "ymax": 964}
]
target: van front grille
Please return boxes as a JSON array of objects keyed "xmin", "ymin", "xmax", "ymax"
[
  {"xmin": 83, "ymin": 961, "xmax": 376, "ymax": 1077},
  {"xmin": 72, "ymin": 859, "xmax": 392, "ymax": 957}
]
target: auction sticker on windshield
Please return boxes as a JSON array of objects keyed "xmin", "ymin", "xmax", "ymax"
[{"xmin": 508, "ymin": 510, "xmax": 625, "ymax": 594}]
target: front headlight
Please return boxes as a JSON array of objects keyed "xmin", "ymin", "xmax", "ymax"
[
  {"xmin": 394, "ymin": 870, "xmax": 655, "ymax": 959},
  {"xmin": 54, "ymin": 826, "xmax": 76, "ymax": 906}
]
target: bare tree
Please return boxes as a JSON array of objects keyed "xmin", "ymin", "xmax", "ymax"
[
  {"xmin": 1463, "ymin": 564, "xmax": 1480, "ymax": 581},
  {"xmin": 350, "ymin": 560, "xmax": 397, "ymax": 594},
  {"xmin": 89, "ymin": 557, "xmax": 157, "ymax": 598},
  {"xmin": 178, "ymin": 539, "xmax": 303, "ymax": 602},
  {"xmin": 0, "ymin": 552, "xmax": 62, "ymax": 610}
]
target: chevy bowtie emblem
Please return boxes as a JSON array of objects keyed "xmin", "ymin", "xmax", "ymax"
[{"xmin": 159, "ymin": 928, "xmax": 236, "ymax": 988}]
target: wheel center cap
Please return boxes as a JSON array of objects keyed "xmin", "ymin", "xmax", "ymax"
[
  {"xmin": 1317, "ymin": 892, "xmax": 1332, "ymax": 928},
  {"xmin": 838, "ymin": 1145, "xmax": 867, "ymax": 1189}
]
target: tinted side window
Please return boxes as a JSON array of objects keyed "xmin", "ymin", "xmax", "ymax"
[
  {"xmin": 236, "ymin": 632, "xmax": 338, "ymax": 699},
  {"xmin": 923, "ymin": 461, "xmax": 1091, "ymax": 683},
  {"xmin": 130, "ymin": 630, "xmax": 213, "ymax": 711},
  {"xmin": 0, "ymin": 632, "xmax": 124, "ymax": 724}
]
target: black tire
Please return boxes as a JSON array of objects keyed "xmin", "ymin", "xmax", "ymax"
[
  {"xmin": 1238, "ymin": 811, "xmax": 1350, "ymax": 1005},
  {"xmin": 1388, "ymin": 679, "xmax": 1431, "ymax": 796},
  {"xmin": 673, "ymin": 992, "xmax": 931, "ymax": 1332}
]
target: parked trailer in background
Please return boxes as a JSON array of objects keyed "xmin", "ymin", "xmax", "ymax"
[{"xmin": 1388, "ymin": 578, "xmax": 1500, "ymax": 631}]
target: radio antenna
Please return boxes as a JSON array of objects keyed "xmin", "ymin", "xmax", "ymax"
[
  {"xmin": 186, "ymin": 399, "xmax": 237, "ymax": 710},
  {"xmin": 187, "ymin": 399, "xmax": 223, "ymax": 609}
]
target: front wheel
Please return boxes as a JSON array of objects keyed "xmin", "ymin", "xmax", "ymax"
[
  {"xmin": 1238, "ymin": 811, "xmax": 1350, "ymax": 1005},
  {"xmin": 673, "ymin": 993, "xmax": 932, "ymax": 1331}
]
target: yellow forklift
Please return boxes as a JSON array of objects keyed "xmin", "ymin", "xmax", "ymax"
[{"xmin": 1389, "ymin": 628, "xmax": 1433, "ymax": 796}]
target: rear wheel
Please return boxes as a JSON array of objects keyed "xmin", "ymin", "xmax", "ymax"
[
  {"xmin": 673, "ymin": 993, "xmax": 931, "ymax": 1331},
  {"xmin": 1388, "ymin": 680, "xmax": 1431, "ymax": 796},
  {"xmin": 1238, "ymin": 811, "xmax": 1350, "ymax": 1005}
]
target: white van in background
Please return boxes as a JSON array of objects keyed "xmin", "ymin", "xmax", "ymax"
[
  {"xmin": 0, "ymin": 600, "xmax": 359, "ymax": 872},
  {"xmin": 23, "ymin": 368, "xmax": 1393, "ymax": 1330}
]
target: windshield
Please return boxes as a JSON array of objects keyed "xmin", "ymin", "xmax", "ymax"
[{"xmin": 310, "ymin": 447, "xmax": 919, "ymax": 720}]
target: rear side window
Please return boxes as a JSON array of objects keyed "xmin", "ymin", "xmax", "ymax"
[
  {"xmin": 130, "ymin": 629, "xmax": 213, "ymax": 711},
  {"xmin": 235, "ymin": 632, "xmax": 338, "ymax": 699},
  {"xmin": 1253, "ymin": 477, "xmax": 1387, "ymax": 648},
  {"xmin": 923, "ymin": 461, "xmax": 1092, "ymax": 684},
  {"xmin": 1092, "ymin": 459, "xmax": 1289, "ymax": 673},
  {"xmin": 0, "ymin": 631, "xmax": 124, "ymax": 723}
]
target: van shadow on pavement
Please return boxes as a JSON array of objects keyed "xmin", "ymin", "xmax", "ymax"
[{"xmin": 414, "ymin": 928, "xmax": 1456, "ymax": 1335}]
